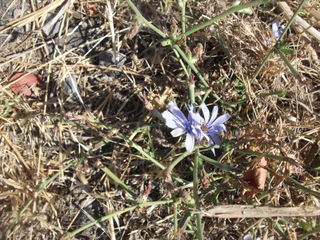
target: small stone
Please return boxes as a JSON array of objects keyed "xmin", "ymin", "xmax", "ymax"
[
  {"xmin": 9, "ymin": 72, "xmax": 41, "ymax": 97},
  {"xmin": 98, "ymin": 51, "xmax": 126, "ymax": 67}
]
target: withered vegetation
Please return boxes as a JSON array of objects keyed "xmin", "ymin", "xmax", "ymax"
[{"xmin": 0, "ymin": 0, "xmax": 319, "ymax": 239}]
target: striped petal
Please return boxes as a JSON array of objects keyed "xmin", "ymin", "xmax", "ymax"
[{"xmin": 185, "ymin": 133, "xmax": 195, "ymax": 152}]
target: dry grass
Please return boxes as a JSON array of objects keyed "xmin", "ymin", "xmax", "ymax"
[{"xmin": 0, "ymin": 0, "xmax": 319, "ymax": 239}]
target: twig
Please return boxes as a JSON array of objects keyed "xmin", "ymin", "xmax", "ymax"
[
  {"xmin": 277, "ymin": 1, "xmax": 320, "ymax": 42},
  {"xmin": 199, "ymin": 205, "xmax": 320, "ymax": 218}
]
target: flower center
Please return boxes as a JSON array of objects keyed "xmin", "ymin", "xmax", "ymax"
[{"xmin": 200, "ymin": 124, "xmax": 207, "ymax": 132}]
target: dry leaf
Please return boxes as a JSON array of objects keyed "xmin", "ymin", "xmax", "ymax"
[{"xmin": 242, "ymin": 156, "xmax": 268, "ymax": 197}]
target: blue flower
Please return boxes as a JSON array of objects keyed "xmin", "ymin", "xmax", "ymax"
[
  {"xmin": 162, "ymin": 102, "xmax": 230, "ymax": 154},
  {"xmin": 272, "ymin": 22, "xmax": 285, "ymax": 40},
  {"xmin": 162, "ymin": 102, "xmax": 201, "ymax": 152},
  {"xmin": 198, "ymin": 104, "xmax": 230, "ymax": 155}
]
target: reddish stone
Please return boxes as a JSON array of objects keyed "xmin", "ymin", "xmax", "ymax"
[{"xmin": 9, "ymin": 72, "xmax": 41, "ymax": 97}]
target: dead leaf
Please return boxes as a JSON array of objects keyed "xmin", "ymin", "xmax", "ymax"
[{"xmin": 242, "ymin": 156, "xmax": 268, "ymax": 197}]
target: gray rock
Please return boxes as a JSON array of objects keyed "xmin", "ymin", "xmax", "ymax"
[{"xmin": 98, "ymin": 51, "xmax": 126, "ymax": 67}]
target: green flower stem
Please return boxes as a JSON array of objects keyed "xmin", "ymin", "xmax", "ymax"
[
  {"xmin": 193, "ymin": 148, "xmax": 203, "ymax": 240},
  {"xmin": 189, "ymin": 77, "xmax": 195, "ymax": 105},
  {"xmin": 277, "ymin": 0, "xmax": 309, "ymax": 42},
  {"xmin": 176, "ymin": 0, "xmax": 272, "ymax": 41},
  {"xmin": 288, "ymin": 178, "xmax": 320, "ymax": 199},
  {"xmin": 276, "ymin": 48, "xmax": 300, "ymax": 79},
  {"xmin": 174, "ymin": 201, "xmax": 179, "ymax": 233},
  {"xmin": 94, "ymin": 122, "xmax": 189, "ymax": 184},
  {"xmin": 64, "ymin": 199, "xmax": 174, "ymax": 239},
  {"xmin": 253, "ymin": 0, "xmax": 309, "ymax": 79},
  {"xmin": 199, "ymin": 153, "xmax": 241, "ymax": 174},
  {"xmin": 167, "ymin": 151, "xmax": 193, "ymax": 173},
  {"xmin": 102, "ymin": 167, "xmax": 137, "ymax": 198},
  {"xmin": 181, "ymin": 0, "xmax": 187, "ymax": 34},
  {"xmin": 200, "ymin": 90, "xmax": 211, "ymax": 105},
  {"xmin": 173, "ymin": 44, "xmax": 209, "ymax": 88},
  {"xmin": 124, "ymin": 0, "xmax": 167, "ymax": 38},
  {"xmin": 172, "ymin": 47, "xmax": 190, "ymax": 78},
  {"xmin": 124, "ymin": 137, "xmax": 166, "ymax": 169}
]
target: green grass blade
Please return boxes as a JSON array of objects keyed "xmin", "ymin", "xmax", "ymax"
[
  {"xmin": 199, "ymin": 153, "xmax": 242, "ymax": 174},
  {"xmin": 288, "ymin": 178, "xmax": 320, "ymax": 200},
  {"xmin": 176, "ymin": 0, "xmax": 272, "ymax": 40},
  {"xmin": 276, "ymin": 48, "xmax": 301, "ymax": 79},
  {"xmin": 102, "ymin": 167, "xmax": 137, "ymax": 198}
]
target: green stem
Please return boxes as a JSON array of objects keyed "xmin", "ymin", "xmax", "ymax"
[
  {"xmin": 253, "ymin": 0, "xmax": 309, "ymax": 79},
  {"xmin": 102, "ymin": 167, "xmax": 137, "ymax": 198},
  {"xmin": 173, "ymin": 45, "xmax": 209, "ymax": 88},
  {"xmin": 174, "ymin": 201, "xmax": 179, "ymax": 233},
  {"xmin": 181, "ymin": 0, "xmax": 187, "ymax": 34},
  {"xmin": 176, "ymin": 0, "xmax": 272, "ymax": 41},
  {"xmin": 276, "ymin": 48, "xmax": 300, "ymax": 79},
  {"xmin": 167, "ymin": 151, "xmax": 193, "ymax": 173},
  {"xmin": 189, "ymin": 77, "xmax": 195, "ymax": 105},
  {"xmin": 125, "ymin": 0, "xmax": 167, "ymax": 38},
  {"xmin": 172, "ymin": 47, "xmax": 190, "ymax": 78},
  {"xmin": 193, "ymin": 149, "xmax": 203, "ymax": 240}
]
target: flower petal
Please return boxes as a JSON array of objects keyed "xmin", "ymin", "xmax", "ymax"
[
  {"xmin": 188, "ymin": 111, "xmax": 203, "ymax": 125},
  {"xmin": 209, "ymin": 133, "xmax": 221, "ymax": 145},
  {"xmin": 210, "ymin": 147, "xmax": 216, "ymax": 156},
  {"xmin": 171, "ymin": 128, "xmax": 186, "ymax": 137},
  {"xmin": 162, "ymin": 110, "xmax": 184, "ymax": 129},
  {"xmin": 208, "ymin": 106, "xmax": 218, "ymax": 126},
  {"xmin": 185, "ymin": 133, "xmax": 195, "ymax": 152},
  {"xmin": 212, "ymin": 113, "xmax": 230, "ymax": 126},
  {"xmin": 168, "ymin": 102, "xmax": 188, "ymax": 124},
  {"xmin": 200, "ymin": 104, "xmax": 210, "ymax": 123}
]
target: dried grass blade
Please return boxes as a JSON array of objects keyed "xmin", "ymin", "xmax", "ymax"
[
  {"xmin": 64, "ymin": 199, "xmax": 174, "ymax": 238},
  {"xmin": 42, "ymin": 0, "xmax": 75, "ymax": 37},
  {"xmin": 0, "ymin": 0, "xmax": 65, "ymax": 34},
  {"xmin": 1, "ymin": 133, "xmax": 31, "ymax": 174}
]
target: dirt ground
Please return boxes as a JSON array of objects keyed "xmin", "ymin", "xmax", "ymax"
[{"xmin": 0, "ymin": 0, "xmax": 319, "ymax": 239}]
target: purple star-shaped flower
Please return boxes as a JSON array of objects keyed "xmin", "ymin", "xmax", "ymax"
[
  {"xmin": 198, "ymin": 104, "xmax": 230, "ymax": 155},
  {"xmin": 162, "ymin": 102, "xmax": 201, "ymax": 152},
  {"xmin": 272, "ymin": 22, "xmax": 285, "ymax": 40}
]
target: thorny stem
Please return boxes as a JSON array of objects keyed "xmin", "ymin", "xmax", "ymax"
[{"xmin": 193, "ymin": 148, "xmax": 203, "ymax": 240}]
